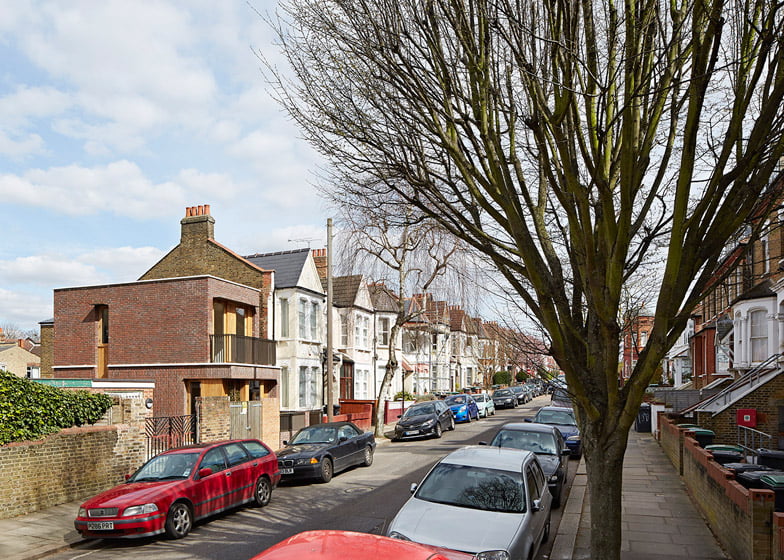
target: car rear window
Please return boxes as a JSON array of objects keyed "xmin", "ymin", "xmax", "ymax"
[
  {"xmin": 416, "ymin": 463, "xmax": 526, "ymax": 513},
  {"xmin": 242, "ymin": 440, "xmax": 271, "ymax": 458}
]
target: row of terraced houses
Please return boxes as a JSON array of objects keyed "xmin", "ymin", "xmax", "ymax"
[{"xmin": 36, "ymin": 205, "xmax": 553, "ymax": 446}]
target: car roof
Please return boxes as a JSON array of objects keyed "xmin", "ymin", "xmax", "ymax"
[
  {"xmin": 496, "ymin": 422, "xmax": 560, "ymax": 435},
  {"xmin": 440, "ymin": 445, "xmax": 534, "ymax": 471},
  {"xmin": 162, "ymin": 439, "xmax": 263, "ymax": 454},
  {"xmin": 538, "ymin": 406, "xmax": 573, "ymax": 412}
]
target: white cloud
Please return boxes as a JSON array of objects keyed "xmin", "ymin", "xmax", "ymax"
[
  {"xmin": 0, "ymin": 255, "xmax": 102, "ymax": 287},
  {"xmin": 0, "ymin": 161, "xmax": 186, "ymax": 217},
  {"xmin": 78, "ymin": 246, "xmax": 165, "ymax": 282},
  {"xmin": 0, "ymin": 86, "xmax": 72, "ymax": 129},
  {"xmin": 0, "ymin": 130, "xmax": 44, "ymax": 158},
  {"xmin": 0, "ymin": 288, "xmax": 53, "ymax": 331}
]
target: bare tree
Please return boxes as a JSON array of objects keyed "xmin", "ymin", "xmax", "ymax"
[
  {"xmin": 334, "ymin": 210, "xmax": 457, "ymax": 436},
  {"xmin": 260, "ymin": 0, "xmax": 784, "ymax": 557}
]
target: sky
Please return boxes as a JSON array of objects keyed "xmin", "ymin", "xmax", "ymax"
[{"xmin": 0, "ymin": 1, "xmax": 330, "ymax": 333}]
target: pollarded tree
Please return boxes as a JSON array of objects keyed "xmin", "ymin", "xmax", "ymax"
[{"xmin": 260, "ymin": 1, "xmax": 784, "ymax": 558}]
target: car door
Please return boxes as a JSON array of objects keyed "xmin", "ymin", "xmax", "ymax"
[
  {"xmin": 191, "ymin": 446, "xmax": 229, "ymax": 517},
  {"xmin": 436, "ymin": 401, "xmax": 451, "ymax": 428},
  {"xmin": 330, "ymin": 424, "xmax": 357, "ymax": 472},
  {"xmin": 221, "ymin": 442, "xmax": 254, "ymax": 506},
  {"xmin": 525, "ymin": 459, "xmax": 551, "ymax": 553}
]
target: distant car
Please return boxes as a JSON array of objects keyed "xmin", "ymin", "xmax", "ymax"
[
  {"xmin": 551, "ymin": 386, "xmax": 572, "ymax": 407},
  {"xmin": 251, "ymin": 530, "xmax": 474, "ymax": 560},
  {"xmin": 473, "ymin": 393, "xmax": 496, "ymax": 418},
  {"xmin": 277, "ymin": 422, "xmax": 376, "ymax": 483},
  {"xmin": 393, "ymin": 400, "xmax": 455, "ymax": 441},
  {"xmin": 444, "ymin": 394, "xmax": 480, "ymax": 423},
  {"xmin": 527, "ymin": 406, "xmax": 581, "ymax": 458},
  {"xmin": 74, "ymin": 439, "xmax": 280, "ymax": 540},
  {"xmin": 485, "ymin": 423, "xmax": 569, "ymax": 507},
  {"xmin": 492, "ymin": 388, "xmax": 518, "ymax": 409},
  {"xmin": 510, "ymin": 385, "xmax": 529, "ymax": 404},
  {"xmin": 387, "ymin": 445, "xmax": 552, "ymax": 560}
]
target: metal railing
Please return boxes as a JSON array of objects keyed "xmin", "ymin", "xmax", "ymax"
[
  {"xmin": 709, "ymin": 353, "xmax": 781, "ymax": 408},
  {"xmin": 737, "ymin": 425, "xmax": 773, "ymax": 457},
  {"xmin": 145, "ymin": 415, "xmax": 197, "ymax": 459},
  {"xmin": 210, "ymin": 334, "xmax": 276, "ymax": 366}
]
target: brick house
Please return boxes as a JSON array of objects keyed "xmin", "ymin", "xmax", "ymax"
[
  {"xmin": 48, "ymin": 206, "xmax": 280, "ymax": 444},
  {"xmin": 0, "ymin": 340, "xmax": 40, "ymax": 378}
]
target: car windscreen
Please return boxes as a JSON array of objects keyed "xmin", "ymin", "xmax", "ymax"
[
  {"xmin": 130, "ymin": 452, "xmax": 201, "ymax": 482},
  {"xmin": 535, "ymin": 410, "xmax": 577, "ymax": 426},
  {"xmin": 493, "ymin": 389, "xmax": 512, "ymax": 396},
  {"xmin": 292, "ymin": 426, "xmax": 338, "ymax": 444},
  {"xmin": 415, "ymin": 463, "xmax": 526, "ymax": 513},
  {"xmin": 403, "ymin": 403, "xmax": 435, "ymax": 417},
  {"xmin": 445, "ymin": 395, "xmax": 466, "ymax": 405},
  {"xmin": 490, "ymin": 430, "xmax": 558, "ymax": 455}
]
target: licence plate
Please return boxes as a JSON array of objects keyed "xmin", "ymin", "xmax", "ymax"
[
  {"xmin": 281, "ymin": 468, "xmax": 294, "ymax": 475},
  {"xmin": 404, "ymin": 430, "xmax": 419, "ymax": 436},
  {"xmin": 87, "ymin": 521, "xmax": 114, "ymax": 531}
]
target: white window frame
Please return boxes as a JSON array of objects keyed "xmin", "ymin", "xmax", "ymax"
[
  {"xmin": 378, "ymin": 317, "xmax": 390, "ymax": 347},
  {"xmin": 280, "ymin": 298, "xmax": 289, "ymax": 338},
  {"xmin": 750, "ymin": 309, "xmax": 768, "ymax": 363}
]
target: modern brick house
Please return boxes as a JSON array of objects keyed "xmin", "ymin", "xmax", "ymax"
[{"xmin": 48, "ymin": 206, "xmax": 280, "ymax": 444}]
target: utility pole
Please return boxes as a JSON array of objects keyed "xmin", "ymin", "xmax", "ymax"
[{"xmin": 326, "ymin": 218, "xmax": 334, "ymax": 421}]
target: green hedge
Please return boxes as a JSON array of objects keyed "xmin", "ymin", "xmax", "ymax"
[{"xmin": 0, "ymin": 370, "xmax": 114, "ymax": 445}]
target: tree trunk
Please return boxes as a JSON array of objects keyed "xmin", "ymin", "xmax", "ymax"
[
  {"xmin": 583, "ymin": 423, "xmax": 630, "ymax": 560},
  {"xmin": 373, "ymin": 361, "xmax": 396, "ymax": 437}
]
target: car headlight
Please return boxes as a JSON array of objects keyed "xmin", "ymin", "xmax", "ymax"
[
  {"xmin": 422, "ymin": 418, "xmax": 436, "ymax": 427},
  {"xmin": 78, "ymin": 507, "xmax": 87, "ymax": 517},
  {"xmin": 476, "ymin": 551, "xmax": 511, "ymax": 560},
  {"xmin": 122, "ymin": 503, "xmax": 159, "ymax": 517},
  {"xmin": 549, "ymin": 474, "xmax": 559, "ymax": 482},
  {"xmin": 567, "ymin": 435, "xmax": 581, "ymax": 441},
  {"xmin": 388, "ymin": 531, "xmax": 411, "ymax": 541},
  {"xmin": 294, "ymin": 457, "xmax": 313, "ymax": 465}
]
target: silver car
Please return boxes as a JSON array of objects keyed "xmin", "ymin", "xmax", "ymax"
[
  {"xmin": 387, "ymin": 446, "xmax": 552, "ymax": 560},
  {"xmin": 474, "ymin": 393, "xmax": 496, "ymax": 418}
]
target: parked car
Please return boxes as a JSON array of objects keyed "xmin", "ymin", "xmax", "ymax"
[
  {"xmin": 387, "ymin": 445, "xmax": 552, "ymax": 560},
  {"xmin": 74, "ymin": 439, "xmax": 280, "ymax": 540},
  {"xmin": 250, "ymin": 530, "xmax": 473, "ymax": 560},
  {"xmin": 473, "ymin": 393, "xmax": 496, "ymax": 418},
  {"xmin": 527, "ymin": 406, "xmax": 581, "ymax": 458},
  {"xmin": 276, "ymin": 421, "xmax": 375, "ymax": 483},
  {"xmin": 510, "ymin": 385, "xmax": 530, "ymax": 404},
  {"xmin": 444, "ymin": 393, "xmax": 480, "ymax": 423},
  {"xmin": 551, "ymin": 386, "xmax": 572, "ymax": 407},
  {"xmin": 484, "ymin": 423, "xmax": 569, "ymax": 507},
  {"xmin": 492, "ymin": 388, "xmax": 518, "ymax": 409},
  {"xmin": 393, "ymin": 400, "xmax": 455, "ymax": 441}
]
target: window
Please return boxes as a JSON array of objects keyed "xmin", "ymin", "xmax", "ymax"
[
  {"xmin": 750, "ymin": 310, "xmax": 768, "ymax": 362},
  {"xmin": 280, "ymin": 366, "xmax": 289, "ymax": 406},
  {"xmin": 298, "ymin": 366, "xmax": 320, "ymax": 408},
  {"xmin": 280, "ymin": 298, "xmax": 289, "ymax": 338},
  {"xmin": 223, "ymin": 443, "xmax": 250, "ymax": 466},
  {"xmin": 298, "ymin": 298, "xmax": 321, "ymax": 340},
  {"xmin": 355, "ymin": 369, "xmax": 369, "ymax": 399},
  {"xmin": 341, "ymin": 314, "xmax": 349, "ymax": 347},
  {"xmin": 200, "ymin": 448, "xmax": 227, "ymax": 474},
  {"xmin": 242, "ymin": 440, "xmax": 270, "ymax": 459},
  {"xmin": 299, "ymin": 299, "xmax": 308, "ymax": 339},
  {"xmin": 355, "ymin": 315, "xmax": 370, "ymax": 348},
  {"xmin": 379, "ymin": 317, "xmax": 390, "ymax": 346},
  {"xmin": 310, "ymin": 301, "xmax": 319, "ymax": 339}
]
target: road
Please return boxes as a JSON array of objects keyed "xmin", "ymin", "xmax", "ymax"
[{"xmin": 46, "ymin": 394, "xmax": 576, "ymax": 560}]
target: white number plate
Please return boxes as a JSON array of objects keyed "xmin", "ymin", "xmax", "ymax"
[
  {"xmin": 405, "ymin": 431, "xmax": 419, "ymax": 436},
  {"xmin": 88, "ymin": 521, "xmax": 114, "ymax": 530},
  {"xmin": 281, "ymin": 468, "xmax": 294, "ymax": 474}
]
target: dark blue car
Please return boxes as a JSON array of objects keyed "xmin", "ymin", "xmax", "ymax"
[
  {"xmin": 527, "ymin": 406, "xmax": 581, "ymax": 458},
  {"xmin": 444, "ymin": 394, "xmax": 480, "ymax": 423}
]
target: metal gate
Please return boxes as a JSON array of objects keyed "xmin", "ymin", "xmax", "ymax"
[
  {"xmin": 230, "ymin": 401, "xmax": 262, "ymax": 440},
  {"xmin": 145, "ymin": 415, "xmax": 198, "ymax": 459}
]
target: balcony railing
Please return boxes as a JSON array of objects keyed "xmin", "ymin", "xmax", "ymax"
[{"xmin": 210, "ymin": 334, "xmax": 276, "ymax": 366}]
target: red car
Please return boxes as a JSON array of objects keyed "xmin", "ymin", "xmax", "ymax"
[
  {"xmin": 74, "ymin": 439, "xmax": 280, "ymax": 540},
  {"xmin": 251, "ymin": 530, "xmax": 474, "ymax": 560}
]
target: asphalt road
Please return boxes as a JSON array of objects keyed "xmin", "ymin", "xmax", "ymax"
[{"xmin": 45, "ymin": 394, "xmax": 575, "ymax": 560}]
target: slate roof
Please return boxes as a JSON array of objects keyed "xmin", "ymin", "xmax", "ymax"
[
  {"xmin": 369, "ymin": 283, "xmax": 399, "ymax": 313},
  {"xmin": 331, "ymin": 275, "xmax": 366, "ymax": 308},
  {"xmin": 244, "ymin": 249, "xmax": 310, "ymax": 289}
]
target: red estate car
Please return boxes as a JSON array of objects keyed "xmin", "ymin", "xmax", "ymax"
[
  {"xmin": 74, "ymin": 439, "xmax": 280, "ymax": 540},
  {"xmin": 251, "ymin": 530, "xmax": 474, "ymax": 560}
]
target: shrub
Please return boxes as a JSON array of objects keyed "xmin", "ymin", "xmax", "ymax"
[
  {"xmin": 0, "ymin": 370, "xmax": 114, "ymax": 445},
  {"xmin": 493, "ymin": 370, "xmax": 512, "ymax": 386},
  {"xmin": 393, "ymin": 391, "xmax": 415, "ymax": 401}
]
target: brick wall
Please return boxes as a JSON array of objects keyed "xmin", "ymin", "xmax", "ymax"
[
  {"xmin": 660, "ymin": 415, "xmax": 775, "ymax": 560},
  {"xmin": 198, "ymin": 396, "xmax": 232, "ymax": 442},
  {"xmin": 39, "ymin": 322, "xmax": 53, "ymax": 377},
  {"xmin": 695, "ymin": 374, "xmax": 784, "ymax": 444},
  {"xmin": 0, "ymin": 398, "xmax": 147, "ymax": 519}
]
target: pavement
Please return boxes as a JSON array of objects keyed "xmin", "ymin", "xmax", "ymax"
[{"xmin": 0, "ymin": 429, "xmax": 729, "ymax": 560}]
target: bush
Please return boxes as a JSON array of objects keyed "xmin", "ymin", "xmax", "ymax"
[
  {"xmin": 493, "ymin": 370, "xmax": 512, "ymax": 386},
  {"xmin": 0, "ymin": 370, "xmax": 114, "ymax": 445},
  {"xmin": 393, "ymin": 391, "xmax": 415, "ymax": 401}
]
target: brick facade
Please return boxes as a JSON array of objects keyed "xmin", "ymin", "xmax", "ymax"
[{"xmin": 39, "ymin": 321, "xmax": 53, "ymax": 377}]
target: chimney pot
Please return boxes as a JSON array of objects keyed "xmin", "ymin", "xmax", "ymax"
[{"xmin": 205, "ymin": 204, "xmax": 210, "ymax": 215}]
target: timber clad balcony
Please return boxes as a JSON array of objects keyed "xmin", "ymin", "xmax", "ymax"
[{"xmin": 210, "ymin": 334, "xmax": 276, "ymax": 366}]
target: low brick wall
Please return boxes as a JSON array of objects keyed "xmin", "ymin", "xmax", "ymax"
[
  {"xmin": 0, "ymin": 423, "xmax": 146, "ymax": 519},
  {"xmin": 660, "ymin": 416, "xmax": 776, "ymax": 560}
]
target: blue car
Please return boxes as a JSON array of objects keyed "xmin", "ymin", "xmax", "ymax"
[
  {"xmin": 527, "ymin": 406, "xmax": 581, "ymax": 458},
  {"xmin": 444, "ymin": 394, "xmax": 480, "ymax": 423}
]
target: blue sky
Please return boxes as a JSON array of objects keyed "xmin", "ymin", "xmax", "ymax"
[{"xmin": 0, "ymin": 1, "xmax": 330, "ymax": 332}]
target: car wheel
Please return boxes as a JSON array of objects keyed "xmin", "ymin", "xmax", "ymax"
[
  {"xmin": 434, "ymin": 422, "xmax": 443, "ymax": 438},
  {"xmin": 362, "ymin": 445, "xmax": 374, "ymax": 467},
  {"xmin": 448, "ymin": 416, "xmax": 455, "ymax": 431},
  {"xmin": 253, "ymin": 475, "xmax": 272, "ymax": 507},
  {"xmin": 318, "ymin": 457, "xmax": 333, "ymax": 483},
  {"xmin": 542, "ymin": 512, "xmax": 551, "ymax": 543},
  {"xmin": 164, "ymin": 502, "xmax": 192, "ymax": 539}
]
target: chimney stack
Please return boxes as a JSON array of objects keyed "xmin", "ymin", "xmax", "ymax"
[{"xmin": 181, "ymin": 204, "xmax": 215, "ymax": 243}]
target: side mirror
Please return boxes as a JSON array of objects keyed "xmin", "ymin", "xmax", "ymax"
[
  {"xmin": 339, "ymin": 436, "xmax": 348, "ymax": 443},
  {"xmin": 524, "ymin": 418, "xmax": 533, "ymax": 423},
  {"xmin": 124, "ymin": 474, "xmax": 131, "ymax": 481},
  {"xmin": 532, "ymin": 498, "xmax": 543, "ymax": 512},
  {"xmin": 397, "ymin": 414, "xmax": 402, "ymax": 419},
  {"xmin": 478, "ymin": 441, "xmax": 488, "ymax": 446},
  {"xmin": 282, "ymin": 440, "xmax": 289, "ymax": 446},
  {"xmin": 409, "ymin": 483, "xmax": 418, "ymax": 494},
  {"xmin": 198, "ymin": 467, "xmax": 213, "ymax": 478},
  {"xmin": 562, "ymin": 449, "xmax": 571, "ymax": 456}
]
